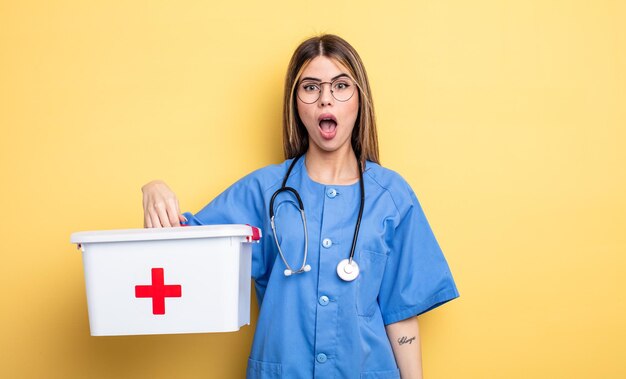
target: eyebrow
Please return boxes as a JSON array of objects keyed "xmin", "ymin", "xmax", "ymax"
[{"xmin": 300, "ymin": 73, "xmax": 350, "ymax": 82}]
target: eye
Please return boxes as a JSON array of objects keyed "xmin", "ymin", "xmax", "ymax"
[
  {"xmin": 333, "ymin": 80, "xmax": 351, "ymax": 90},
  {"xmin": 301, "ymin": 82, "xmax": 320, "ymax": 92}
]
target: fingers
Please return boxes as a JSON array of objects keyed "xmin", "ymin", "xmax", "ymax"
[
  {"xmin": 149, "ymin": 208, "xmax": 163, "ymax": 228},
  {"xmin": 175, "ymin": 198, "xmax": 184, "ymax": 225},
  {"xmin": 154, "ymin": 202, "xmax": 172, "ymax": 227},
  {"xmin": 142, "ymin": 191, "xmax": 150, "ymax": 228},
  {"xmin": 166, "ymin": 197, "xmax": 181, "ymax": 227},
  {"xmin": 142, "ymin": 180, "xmax": 184, "ymax": 228}
]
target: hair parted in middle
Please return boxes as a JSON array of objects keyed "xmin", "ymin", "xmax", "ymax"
[{"xmin": 282, "ymin": 34, "xmax": 379, "ymax": 164}]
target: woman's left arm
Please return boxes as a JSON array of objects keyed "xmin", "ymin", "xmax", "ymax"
[{"xmin": 385, "ymin": 316, "xmax": 423, "ymax": 379}]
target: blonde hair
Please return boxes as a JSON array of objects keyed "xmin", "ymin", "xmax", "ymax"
[{"xmin": 282, "ymin": 34, "xmax": 379, "ymax": 164}]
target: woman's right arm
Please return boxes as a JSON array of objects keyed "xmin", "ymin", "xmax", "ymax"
[{"xmin": 141, "ymin": 180, "xmax": 187, "ymax": 228}]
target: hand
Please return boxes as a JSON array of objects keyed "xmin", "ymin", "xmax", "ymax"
[{"xmin": 141, "ymin": 180, "xmax": 187, "ymax": 228}]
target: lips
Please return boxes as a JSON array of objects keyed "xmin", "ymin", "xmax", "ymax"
[{"xmin": 318, "ymin": 114, "xmax": 337, "ymax": 140}]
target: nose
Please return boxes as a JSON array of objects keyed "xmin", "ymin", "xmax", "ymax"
[{"xmin": 318, "ymin": 82, "xmax": 334, "ymax": 106}]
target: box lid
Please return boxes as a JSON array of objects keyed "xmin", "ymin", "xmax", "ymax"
[{"xmin": 71, "ymin": 224, "xmax": 261, "ymax": 244}]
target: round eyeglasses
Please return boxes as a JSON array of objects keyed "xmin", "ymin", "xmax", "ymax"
[{"xmin": 297, "ymin": 76, "xmax": 357, "ymax": 104}]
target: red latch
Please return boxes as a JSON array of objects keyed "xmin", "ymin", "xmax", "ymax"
[{"xmin": 246, "ymin": 224, "xmax": 261, "ymax": 242}]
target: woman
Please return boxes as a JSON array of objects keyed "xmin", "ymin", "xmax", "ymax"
[{"xmin": 142, "ymin": 34, "xmax": 458, "ymax": 379}]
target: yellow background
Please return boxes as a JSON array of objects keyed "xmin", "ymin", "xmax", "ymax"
[{"xmin": 1, "ymin": 0, "xmax": 625, "ymax": 378}]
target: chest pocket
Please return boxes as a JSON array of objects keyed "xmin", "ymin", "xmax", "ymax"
[
  {"xmin": 356, "ymin": 250, "xmax": 388, "ymax": 317},
  {"xmin": 247, "ymin": 358, "xmax": 282, "ymax": 378}
]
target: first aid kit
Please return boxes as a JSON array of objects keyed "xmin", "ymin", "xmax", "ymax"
[{"xmin": 70, "ymin": 224, "xmax": 261, "ymax": 336}]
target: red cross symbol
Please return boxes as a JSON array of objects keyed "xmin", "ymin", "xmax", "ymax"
[{"xmin": 135, "ymin": 268, "xmax": 182, "ymax": 315}]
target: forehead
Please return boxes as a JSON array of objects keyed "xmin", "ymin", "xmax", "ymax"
[{"xmin": 300, "ymin": 56, "xmax": 350, "ymax": 80}]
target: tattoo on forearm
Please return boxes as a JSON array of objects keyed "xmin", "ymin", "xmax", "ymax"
[{"xmin": 398, "ymin": 336, "xmax": 416, "ymax": 346}]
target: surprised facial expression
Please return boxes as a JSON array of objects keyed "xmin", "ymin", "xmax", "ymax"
[{"xmin": 296, "ymin": 56, "xmax": 359, "ymax": 157}]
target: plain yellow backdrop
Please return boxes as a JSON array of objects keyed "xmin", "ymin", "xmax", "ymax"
[{"xmin": 1, "ymin": 1, "xmax": 625, "ymax": 378}]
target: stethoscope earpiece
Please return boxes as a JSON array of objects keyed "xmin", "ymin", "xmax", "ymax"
[{"xmin": 283, "ymin": 265, "xmax": 311, "ymax": 277}]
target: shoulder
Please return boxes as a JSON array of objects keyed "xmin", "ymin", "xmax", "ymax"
[
  {"xmin": 364, "ymin": 162, "xmax": 418, "ymax": 216},
  {"xmin": 231, "ymin": 158, "xmax": 294, "ymax": 193}
]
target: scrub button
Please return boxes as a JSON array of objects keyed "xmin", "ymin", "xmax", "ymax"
[
  {"xmin": 322, "ymin": 238, "xmax": 332, "ymax": 248},
  {"xmin": 316, "ymin": 353, "xmax": 328, "ymax": 363},
  {"xmin": 319, "ymin": 295, "xmax": 329, "ymax": 306},
  {"xmin": 326, "ymin": 188, "xmax": 337, "ymax": 198}
]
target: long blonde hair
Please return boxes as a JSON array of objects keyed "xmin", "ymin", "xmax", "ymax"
[{"xmin": 282, "ymin": 34, "xmax": 379, "ymax": 164}]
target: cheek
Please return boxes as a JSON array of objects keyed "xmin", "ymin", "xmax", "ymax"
[
  {"xmin": 296, "ymin": 103, "xmax": 313, "ymax": 126},
  {"xmin": 346, "ymin": 98, "xmax": 360, "ymax": 123}
]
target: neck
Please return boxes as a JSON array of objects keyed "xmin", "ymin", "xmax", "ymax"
[{"xmin": 304, "ymin": 146, "xmax": 360, "ymax": 185}]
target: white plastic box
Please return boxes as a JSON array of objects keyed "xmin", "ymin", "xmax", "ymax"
[{"xmin": 70, "ymin": 224, "xmax": 261, "ymax": 336}]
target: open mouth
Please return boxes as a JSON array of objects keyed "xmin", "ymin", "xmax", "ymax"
[{"xmin": 318, "ymin": 114, "xmax": 337, "ymax": 139}]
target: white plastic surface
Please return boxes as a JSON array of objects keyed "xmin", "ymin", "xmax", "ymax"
[
  {"xmin": 71, "ymin": 224, "xmax": 259, "ymax": 243},
  {"xmin": 71, "ymin": 225, "xmax": 260, "ymax": 336}
]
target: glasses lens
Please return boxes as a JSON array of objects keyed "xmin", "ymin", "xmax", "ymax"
[
  {"xmin": 331, "ymin": 77, "xmax": 355, "ymax": 102},
  {"xmin": 297, "ymin": 81, "xmax": 321, "ymax": 104},
  {"xmin": 297, "ymin": 77, "xmax": 356, "ymax": 103}
]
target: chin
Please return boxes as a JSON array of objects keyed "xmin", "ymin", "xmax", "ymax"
[{"xmin": 312, "ymin": 140, "xmax": 350, "ymax": 155}]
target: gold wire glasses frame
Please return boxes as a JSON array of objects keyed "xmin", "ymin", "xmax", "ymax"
[{"xmin": 296, "ymin": 76, "xmax": 357, "ymax": 104}]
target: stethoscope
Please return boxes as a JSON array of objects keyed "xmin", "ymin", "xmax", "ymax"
[{"xmin": 269, "ymin": 155, "xmax": 364, "ymax": 281}]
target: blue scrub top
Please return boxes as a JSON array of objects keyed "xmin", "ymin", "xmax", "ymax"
[{"xmin": 183, "ymin": 156, "xmax": 459, "ymax": 379}]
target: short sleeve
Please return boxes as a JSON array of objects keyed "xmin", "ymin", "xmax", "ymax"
[
  {"xmin": 182, "ymin": 176, "xmax": 263, "ymax": 228},
  {"xmin": 378, "ymin": 187, "xmax": 459, "ymax": 325},
  {"xmin": 181, "ymin": 173, "xmax": 270, "ymax": 281}
]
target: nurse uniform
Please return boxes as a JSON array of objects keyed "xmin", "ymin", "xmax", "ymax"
[{"xmin": 183, "ymin": 156, "xmax": 459, "ymax": 379}]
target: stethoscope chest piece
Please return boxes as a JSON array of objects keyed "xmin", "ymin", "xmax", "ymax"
[{"xmin": 337, "ymin": 258, "xmax": 360, "ymax": 281}]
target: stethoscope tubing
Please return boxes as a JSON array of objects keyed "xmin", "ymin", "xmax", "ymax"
[
  {"xmin": 270, "ymin": 207, "xmax": 309, "ymax": 275},
  {"xmin": 349, "ymin": 160, "xmax": 364, "ymax": 264}
]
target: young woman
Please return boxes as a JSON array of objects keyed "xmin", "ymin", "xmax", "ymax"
[{"xmin": 142, "ymin": 34, "xmax": 458, "ymax": 379}]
